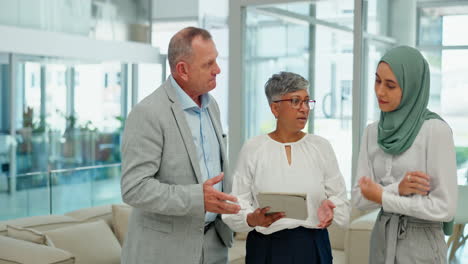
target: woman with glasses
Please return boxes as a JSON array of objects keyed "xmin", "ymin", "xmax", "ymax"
[
  {"xmin": 223, "ymin": 71, "xmax": 349, "ymax": 264},
  {"xmin": 352, "ymin": 46, "xmax": 457, "ymax": 264}
]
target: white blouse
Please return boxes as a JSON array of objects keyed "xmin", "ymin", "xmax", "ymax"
[
  {"xmin": 222, "ymin": 134, "xmax": 349, "ymax": 235},
  {"xmin": 352, "ymin": 119, "xmax": 458, "ymax": 222}
]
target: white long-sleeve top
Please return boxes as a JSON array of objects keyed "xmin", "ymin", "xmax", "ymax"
[
  {"xmin": 352, "ymin": 119, "xmax": 458, "ymax": 222},
  {"xmin": 222, "ymin": 134, "xmax": 350, "ymax": 235}
]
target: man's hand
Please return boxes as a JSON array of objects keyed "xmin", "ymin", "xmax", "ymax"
[
  {"xmin": 358, "ymin": 176, "xmax": 383, "ymax": 204},
  {"xmin": 317, "ymin": 200, "xmax": 335, "ymax": 228},
  {"xmin": 203, "ymin": 173, "xmax": 240, "ymax": 214},
  {"xmin": 399, "ymin": 171, "xmax": 431, "ymax": 196},
  {"xmin": 246, "ymin": 207, "xmax": 285, "ymax": 228}
]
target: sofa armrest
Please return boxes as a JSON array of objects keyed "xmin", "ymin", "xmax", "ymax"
[
  {"xmin": 328, "ymin": 223, "xmax": 347, "ymax": 250},
  {"xmin": 345, "ymin": 209, "xmax": 379, "ymax": 264},
  {"xmin": 0, "ymin": 236, "xmax": 75, "ymax": 264}
]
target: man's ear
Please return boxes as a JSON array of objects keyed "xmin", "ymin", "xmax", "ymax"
[
  {"xmin": 175, "ymin": 61, "xmax": 189, "ymax": 82},
  {"xmin": 270, "ymin": 103, "xmax": 279, "ymax": 119}
]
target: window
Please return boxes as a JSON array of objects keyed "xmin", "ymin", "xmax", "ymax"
[{"xmin": 419, "ymin": 7, "xmax": 468, "ymax": 185}]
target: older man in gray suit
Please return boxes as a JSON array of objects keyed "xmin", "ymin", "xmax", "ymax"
[{"xmin": 120, "ymin": 27, "xmax": 241, "ymax": 264}]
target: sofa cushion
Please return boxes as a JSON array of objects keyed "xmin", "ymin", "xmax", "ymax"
[
  {"xmin": 0, "ymin": 235, "xmax": 74, "ymax": 264},
  {"xmin": 234, "ymin": 232, "xmax": 249, "ymax": 240},
  {"xmin": 332, "ymin": 249, "xmax": 345, "ymax": 264},
  {"xmin": 44, "ymin": 220, "xmax": 121, "ymax": 264},
  {"xmin": 328, "ymin": 223, "xmax": 346, "ymax": 250},
  {"xmin": 111, "ymin": 204, "xmax": 131, "ymax": 245},
  {"xmin": 349, "ymin": 209, "xmax": 378, "ymax": 230},
  {"xmin": 0, "ymin": 215, "xmax": 78, "ymax": 236},
  {"xmin": 229, "ymin": 237, "xmax": 246, "ymax": 262},
  {"xmin": 345, "ymin": 209, "xmax": 378, "ymax": 264},
  {"xmin": 7, "ymin": 225, "xmax": 54, "ymax": 247},
  {"xmin": 65, "ymin": 205, "xmax": 113, "ymax": 230}
]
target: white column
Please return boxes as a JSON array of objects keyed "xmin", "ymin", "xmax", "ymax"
[
  {"xmin": 228, "ymin": 0, "xmax": 244, "ymax": 173},
  {"xmin": 389, "ymin": 0, "xmax": 417, "ymax": 46},
  {"xmin": 352, "ymin": 0, "xmax": 364, "ymax": 186}
]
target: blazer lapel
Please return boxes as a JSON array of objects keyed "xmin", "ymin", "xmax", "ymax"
[{"xmin": 164, "ymin": 79, "xmax": 204, "ymax": 184}]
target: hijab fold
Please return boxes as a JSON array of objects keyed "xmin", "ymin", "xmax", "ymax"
[{"xmin": 377, "ymin": 46, "xmax": 442, "ymax": 155}]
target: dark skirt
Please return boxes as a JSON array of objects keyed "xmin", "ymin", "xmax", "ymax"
[{"xmin": 245, "ymin": 227, "xmax": 332, "ymax": 264}]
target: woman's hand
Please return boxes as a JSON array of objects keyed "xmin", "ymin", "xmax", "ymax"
[
  {"xmin": 246, "ymin": 207, "xmax": 285, "ymax": 228},
  {"xmin": 399, "ymin": 171, "xmax": 431, "ymax": 196},
  {"xmin": 359, "ymin": 176, "xmax": 383, "ymax": 204},
  {"xmin": 317, "ymin": 200, "xmax": 335, "ymax": 228}
]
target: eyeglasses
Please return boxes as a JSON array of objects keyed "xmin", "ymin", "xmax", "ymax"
[{"xmin": 273, "ymin": 98, "xmax": 316, "ymax": 110}]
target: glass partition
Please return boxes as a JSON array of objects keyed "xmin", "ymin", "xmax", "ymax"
[
  {"xmin": 0, "ymin": 52, "xmax": 163, "ymax": 220},
  {"xmin": 50, "ymin": 164, "xmax": 122, "ymax": 215},
  {"xmin": 0, "ymin": 172, "xmax": 50, "ymax": 220},
  {"xmin": 0, "ymin": 164, "xmax": 122, "ymax": 220}
]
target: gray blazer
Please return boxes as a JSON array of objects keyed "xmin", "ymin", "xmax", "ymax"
[{"xmin": 120, "ymin": 78, "xmax": 233, "ymax": 264}]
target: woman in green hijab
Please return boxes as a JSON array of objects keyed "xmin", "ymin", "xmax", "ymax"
[{"xmin": 352, "ymin": 46, "xmax": 458, "ymax": 264}]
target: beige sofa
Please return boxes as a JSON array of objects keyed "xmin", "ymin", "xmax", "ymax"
[
  {"xmin": 0, "ymin": 204, "xmax": 378, "ymax": 264},
  {"xmin": 0, "ymin": 204, "xmax": 128, "ymax": 264}
]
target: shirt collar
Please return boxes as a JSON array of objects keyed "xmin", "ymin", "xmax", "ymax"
[{"xmin": 170, "ymin": 75, "xmax": 211, "ymax": 111}]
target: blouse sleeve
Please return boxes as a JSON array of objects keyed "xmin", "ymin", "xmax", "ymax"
[
  {"xmin": 322, "ymin": 139, "xmax": 350, "ymax": 228},
  {"xmin": 222, "ymin": 142, "xmax": 256, "ymax": 232},
  {"xmin": 351, "ymin": 125, "xmax": 384, "ymax": 211},
  {"xmin": 382, "ymin": 120, "xmax": 458, "ymax": 221}
]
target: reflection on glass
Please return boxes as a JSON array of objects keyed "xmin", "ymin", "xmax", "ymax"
[
  {"xmin": 50, "ymin": 165, "xmax": 122, "ymax": 215},
  {"xmin": 0, "ymin": 172, "xmax": 50, "ymax": 220},
  {"xmin": 0, "ymin": 165, "xmax": 122, "ymax": 220}
]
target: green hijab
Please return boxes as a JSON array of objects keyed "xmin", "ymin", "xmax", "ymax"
[
  {"xmin": 377, "ymin": 45, "xmax": 442, "ymax": 155},
  {"xmin": 377, "ymin": 46, "xmax": 453, "ymax": 235}
]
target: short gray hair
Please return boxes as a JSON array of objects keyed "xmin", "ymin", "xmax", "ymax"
[
  {"xmin": 264, "ymin": 72, "xmax": 309, "ymax": 104},
  {"xmin": 168, "ymin": 27, "xmax": 212, "ymax": 72}
]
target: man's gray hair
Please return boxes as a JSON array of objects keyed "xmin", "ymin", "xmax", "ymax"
[
  {"xmin": 168, "ymin": 27, "xmax": 212, "ymax": 73},
  {"xmin": 264, "ymin": 72, "xmax": 309, "ymax": 104}
]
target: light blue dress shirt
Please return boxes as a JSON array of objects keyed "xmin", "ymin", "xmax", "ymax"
[{"xmin": 171, "ymin": 76, "xmax": 222, "ymax": 224}]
